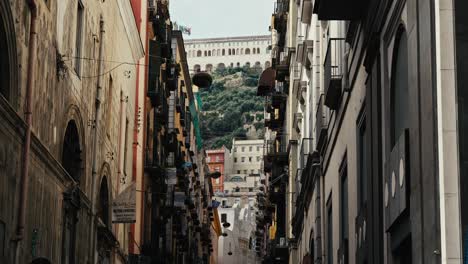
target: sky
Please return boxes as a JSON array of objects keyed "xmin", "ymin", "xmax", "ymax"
[{"xmin": 170, "ymin": 0, "xmax": 274, "ymax": 39}]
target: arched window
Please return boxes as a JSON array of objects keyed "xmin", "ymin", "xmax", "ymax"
[
  {"xmin": 390, "ymin": 26, "xmax": 409, "ymax": 147},
  {"xmin": 245, "ymin": 48, "xmax": 251, "ymax": 55},
  {"xmin": 257, "ymin": 48, "xmax": 261, "ymax": 54},
  {"xmin": 194, "ymin": 64, "xmax": 201, "ymax": 73},
  {"xmin": 241, "ymin": 48, "xmax": 244, "ymax": 55},
  {"xmin": 217, "ymin": 49, "xmax": 221, "ymax": 56},
  {"xmin": 212, "ymin": 49, "xmax": 216, "ymax": 56},
  {"xmin": 98, "ymin": 177, "xmax": 110, "ymax": 226},
  {"xmin": 62, "ymin": 120, "xmax": 83, "ymax": 184},
  {"xmin": 233, "ymin": 49, "xmax": 236, "ymax": 55},
  {"xmin": 265, "ymin": 61, "xmax": 271, "ymax": 68},
  {"xmin": 236, "ymin": 48, "xmax": 239, "ymax": 55},
  {"xmin": 197, "ymin": 50, "xmax": 202, "ymax": 57},
  {"xmin": 245, "ymin": 62, "xmax": 251, "ymax": 68},
  {"xmin": 253, "ymin": 48, "xmax": 256, "ymax": 54},
  {"xmin": 228, "ymin": 49, "xmax": 232, "ymax": 55},
  {"xmin": 217, "ymin": 63, "xmax": 226, "ymax": 70},
  {"xmin": 222, "ymin": 49, "xmax": 226, "ymax": 56},
  {"xmin": 310, "ymin": 230, "xmax": 315, "ymax": 263},
  {"xmin": 206, "ymin": 64, "xmax": 213, "ymax": 72},
  {"xmin": 236, "ymin": 62, "xmax": 240, "ymax": 67},
  {"xmin": 208, "ymin": 50, "xmax": 211, "ymax": 56},
  {"xmin": 204, "ymin": 50, "xmax": 207, "ymax": 57}
]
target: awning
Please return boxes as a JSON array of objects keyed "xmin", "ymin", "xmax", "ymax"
[{"xmin": 257, "ymin": 67, "xmax": 276, "ymax": 96}]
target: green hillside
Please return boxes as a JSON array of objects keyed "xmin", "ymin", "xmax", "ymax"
[{"xmin": 199, "ymin": 67, "xmax": 265, "ymax": 149}]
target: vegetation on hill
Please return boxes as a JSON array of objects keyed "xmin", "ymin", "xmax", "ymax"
[{"xmin": 199, "ymin": 67, "xmax": 265, "ymax": 149}]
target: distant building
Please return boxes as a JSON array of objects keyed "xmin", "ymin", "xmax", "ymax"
[
  {"xmin": 229, "ymin": 139, "xmax": 264, "ymax": 177},
  {"xmin": 184, "ymin": 35, "xmax": 272, "ymax": 73},
  {"xmin": 206, "ymin": 146, "xmax": 231, "ymax": 193}
]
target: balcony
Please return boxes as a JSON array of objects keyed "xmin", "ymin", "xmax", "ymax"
[
  {"xmin": 266, "ymin": 137, "xmax": 288, "ymax": 165},
  {"xmin": 276, "ymin": 61, "xmax": 290, "ymax": 82},
  {"xmin": 265, "ymin": 110, "xmax": 285, "ymax": 131},
  {"xmin": 324, "ymin": 38, "xmax": 345, "ymax": 110},
  {"xmin": 313, "ymin": 0, "xmax": 365, "ymax": 20},
  {"xmin": 271, "ymin": 82, "xmax": 288, "ymax": 108},
  {"xmin": 315, "ymin": 95, "xmax": 328, "ymax": 153},
  {"xmin": 274, "ymin": 0, "xmax": 289, "ymax": 14},
  {"xmin": 148, "ymin": 40, "xmax": 163, "ymax": 107}
]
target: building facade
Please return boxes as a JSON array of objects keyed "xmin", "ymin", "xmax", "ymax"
[
  {"xmin": 206, "ymin": 147, "xmax": 230, "ymax": 193},
  {"xmin": 0, "ymin": 0, "xmax": 144, "ymax": 263},
  {"xmin": 184, "ymin": 35, "xmax": 272, "ymax": 73},
  {"xmin": 256, "ymin": 0, "xmax": 466, "ymax": 263},
  {"xmin": 229, "ymin": 139, "xmax": 264, "ymax": 177}
]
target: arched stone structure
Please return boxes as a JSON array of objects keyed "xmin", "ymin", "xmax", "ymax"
[
  {"xmin": 197, "ymin": 50, "xmax": 202, "ymax": 57},
  {"xmin": 62, "ymin": 120, "xmax": 84, "ymax": 184},
  {"xmin": 62, "ymin": 105, "xmax": 87, "ymax": 189},
  {"xmin": 245, "ymin": 48, "xmax": 251, "ymax": 55}
]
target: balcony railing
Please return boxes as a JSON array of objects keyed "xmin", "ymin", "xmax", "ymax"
[
  {"xmin": 315, "ymin": 94, "xmax": 328, "ymax": 153},
  {"xmin": 274, "ymin": 0, "xmax": 290, "ymax": 14},
  {"xmin": 324, "ymin": 38, "xmax": 345, "ymax": 110},
  {"xmin": 271, "ymin": 82, "xmax": 288, "ymax": 108}
]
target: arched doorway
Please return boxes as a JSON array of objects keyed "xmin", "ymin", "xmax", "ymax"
[
  {"xmin": 62, "ymin": 120, "xmax": 83, "ymax": 184},
  {"xmin": 0, "ymin": 0, "xmax": 18, "ymax": 104}
]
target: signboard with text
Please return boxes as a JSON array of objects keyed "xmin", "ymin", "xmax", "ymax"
[{"xmin": 112, "ymin": 182, "xmax": 136, "ymax": 223}]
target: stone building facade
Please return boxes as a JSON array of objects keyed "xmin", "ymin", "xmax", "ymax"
[
  {"xmin": 256, "ymin": 0, "xmax": 467, "ymax": 263},
  {"xmin": 184, "ymin": 35, "xmax": 272, "ymax": 73},
  {"xmin": 0, "ymin": 0, "xmax": 143, "ymax": 263}
]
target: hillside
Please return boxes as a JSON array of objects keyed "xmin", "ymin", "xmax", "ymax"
[{"xmin": 199, "ymin": 67, "xmax": 265, "ymax": 149}]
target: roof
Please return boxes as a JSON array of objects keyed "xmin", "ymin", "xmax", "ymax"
[{"xmin": 185, "ymin": 35, "xmax": 270, "ymax": 44}]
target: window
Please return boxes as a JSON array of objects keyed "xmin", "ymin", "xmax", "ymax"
[
  {"xmin": 251, "ymin": 169, "xmax": 254, "ymax": 174},
  {"xmin": 327, "ymin": 198, "xmax": 333, "ymax": 264},
  {"xmin": 234, "ymin": 147, "xmax": 237, "ymax": 152},
  {"xmin": 249, "ymin": 157, "xmax": 252, "ymax": 162},
  {"xmin": 243, "ymin": 170, "xmax": 247, "ymax": 174},
  {"xmin": 237, "ymin": 170, "xmax": 241, "ymax": 174},
  {"xmin": 257, "ymin": 146, "xmax": 260, "ymax": 151},
  {"xmin": 241, "ymin": 157, "xmax": 245, "ymax": 162},
  {"xmin": 123, "ymin": 118, "xmax": 129, "ymax": 176},
  {"xmin": 106, "ymin": 79, "xmax": 114, "ymax": 138},
  {"xmin": 234, "ymin": 157, "xmax": 238, "ymax": 163},
  {"xmin": 74, "ymin": 0, "xmax": 84, "ymax": 75},
  {"xmin": 390, "ymin": 27, "xmax": 409, "ymax": 147},
  {"xmin": 242, "ymin": 147, "xmax": 245, "ymax": 152},
  {"xmin": 340, "ymin": 157, "xmax": 349, "ymax": 264},
  {"xmin": 221, "ymin": 213, "xmax": 227, "ymax": 222},
  {"xmin": 215, "ymin": 155, "xmax": 220, "ymax": 162},
  {"xmin": 357, "ymin": 110, "xmax": 367, "ymax": 209},
  {"xmin": 249, "ymin": 146, "xmax": 253, "ymax": 151},
  {"xmin": 249, "ymin": 188, "xmax": 254, "ymax": 192},
  {"xmin": 257, "ymin": 156, "xmax": 261, "ymax": 162}
]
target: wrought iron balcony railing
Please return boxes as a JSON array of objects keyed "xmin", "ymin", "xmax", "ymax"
[{"xmin": 324, "ymin": 38, "xmax": 345, "ymax": 110}]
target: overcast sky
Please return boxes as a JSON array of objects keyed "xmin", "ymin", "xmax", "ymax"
[{"xmin": 170, "ymin": 0, "xmax": 274, "ymax": 39}]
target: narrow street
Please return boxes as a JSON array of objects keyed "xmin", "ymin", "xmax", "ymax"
[{"xmin": 0, "ymin": 0, "xmax": 467, "ymax": 264}]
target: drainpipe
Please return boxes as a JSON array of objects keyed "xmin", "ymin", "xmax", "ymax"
[
  {"xmin": 14, "ymin": 1, "xmax": 37, "ymax": 263},
  {"xmin": 89, "ymin": 17, "xmax": 105, "ymax": 262}
]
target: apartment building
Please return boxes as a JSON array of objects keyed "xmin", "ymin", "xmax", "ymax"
[{"xmin": 257, "ymin": 0, "xmax": 465, "ymax": 263}]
